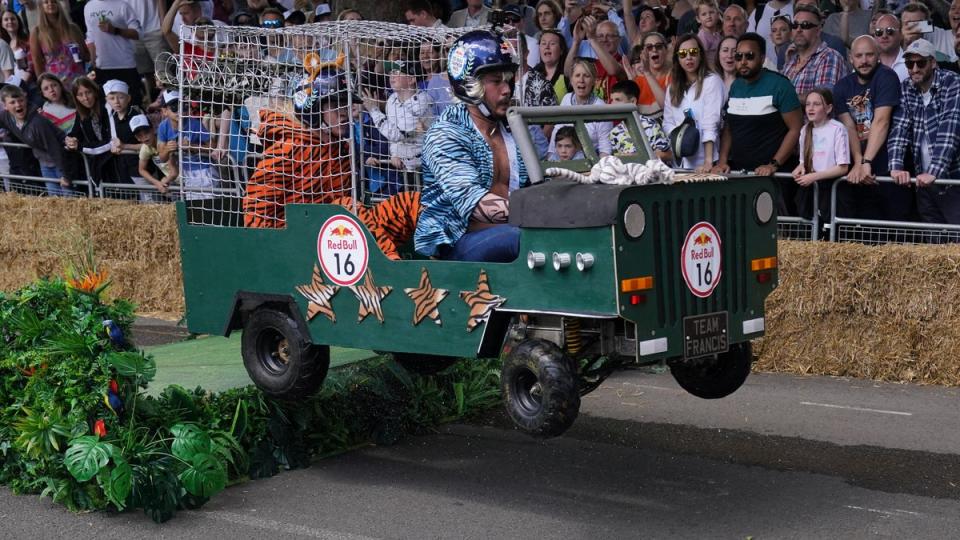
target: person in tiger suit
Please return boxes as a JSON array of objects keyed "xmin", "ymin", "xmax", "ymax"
[
  {"xmin": 242, "ymin": 67, "xmax": 422, "ymax": 261},
  {"xmin": 413, "ymin": 29, "xmax": 531, "ymax": 262}
]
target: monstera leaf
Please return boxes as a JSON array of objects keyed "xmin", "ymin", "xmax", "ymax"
[
  {"xmin": 178, "ymin": 454, "xmax": 226, "ymax": 498},
  {"xmin": 65, "ymin": 436, "xmax": 113, "ymax": 482},
  {"xmin": 98, "ymin": 457, "xmax": 133, "ymax": 510},
  {"xmin": 105, "ymin": 351, "xmax": 156, "ymax": 384},
  {"xmin": 171, "ymin": 423, "xmax": 212, "ymax": 461}
]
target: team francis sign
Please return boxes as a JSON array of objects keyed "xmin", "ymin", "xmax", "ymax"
[
  {"xmin": 317, "ymin": 214, "xmax": 369, "ymax": 286},
  {"xmin": 681, "ymin": 221, "xmax": 722, "ymax": 298}
]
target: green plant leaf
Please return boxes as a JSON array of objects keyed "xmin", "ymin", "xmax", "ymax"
[
  {"xmin": 64, "ymin": 436, "xmax": 113, "ymax": 482},
  {"xmin": 104, "ymin": 459, "xmax": 133, "ymax": 510},
  {"xmin": 453, "ymin": 382, "xmax": 465, "ymax": 417},
  {"xmin": 178, "ymin": 454, "xmax": 226, "ymax": 498},
  {"xmin": 171, "ymin": 423, "xmax": 212, "ymax": 461},
  {"xmin": 105, "ymin": 351, "xmax": 156, "ymax": 383}
]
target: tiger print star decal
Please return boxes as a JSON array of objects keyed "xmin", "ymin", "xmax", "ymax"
[
  {"xmin": 295, "ymin": 264, "xmax": 340, "ymax": 322},
  {"xmin": 349, "ymin": 270, "xmax": 392, "ymax": 324},
  {"xmin": 459, "ymin": 270, "xmax": 506, "ymax": 332},
  {"xmin": 404, "ymin": 268, "xmax": 448, "ymax": 326}
]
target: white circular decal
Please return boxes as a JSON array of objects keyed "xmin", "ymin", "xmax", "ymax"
[
  {"xmin": 448, "ymin": 45, "xmax": 468, "ymax": 80},
  {"xmin": 681, "ymin": 221, "xmax": 722, "ymax": 298},
  {"xmin": 317, "ymin": 215, "xmax": 369, "ymax": 287}
]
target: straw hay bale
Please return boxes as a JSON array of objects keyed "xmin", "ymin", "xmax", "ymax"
[{"xmin": 0, "ymin": 193, "xmax": 182, "ymax": 315}]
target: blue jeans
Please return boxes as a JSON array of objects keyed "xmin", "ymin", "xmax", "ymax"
[
  {"xmin": 40, "ymin": 165, "xmax": 73, "ymax": 197},
  {"xmin": 441, "ymin": 225, "xmax": 520, "ymax": 262}
]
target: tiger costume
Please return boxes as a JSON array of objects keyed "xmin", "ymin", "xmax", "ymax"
[
  {"xmin": 243, "ymin": 111, "xmax": 352, "ymax": 228},
  {"xmin": 326, "ymin": 192, "xmax": 421, "ymax": 261}
]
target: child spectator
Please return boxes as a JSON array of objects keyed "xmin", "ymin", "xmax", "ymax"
[
  {"xmin": 66, "ymin": 77, "xmax": 122, "ymax": 185},
  {"xmin": 104, "ymin": 79, "xmax": 145, "ymax": 186},
  {"xmin": 608, "ymin": 79, "xmax": 671, "ymax": 162},
  {"xmin": 791, "ymin": 88, "xmax": 849, "ymax": 224},
  {"xmin": 2, "ymin": 10, "xmax": 33, "ymax": 87},
  {"xmin": 38, "ymin": 73, "xmax": 75, "ymax": 133},
  {"xmin": 695, "ymin": 0, "xmax": 722, "ymax": 70},
  {"xmin": 0, "ymin": 84, "xmax": 73, "ymax": 196},
  {"xmin": 156, "ymin": 90, "xmax": 216, "ymax": 199},
  {"xmin": 29, "ymin": 0, "xmax": 89, "ymax": 90},
  {"xmin": 131, "ymin": 114, "xmax": 177, "ymax": 196},
  {"xmin": 361, "ymin": 59, "xmax": 434, "ymax": 175},
  {"xmin": 553, "ymin": 126, "xmax": 583, "ymax": 161}
]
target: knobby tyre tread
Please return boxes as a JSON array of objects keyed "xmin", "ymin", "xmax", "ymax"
[
  {"xmin": 502, "ymin": 339, "xmax": 580, "ymax": 438},
  {"xmin": 241, "ymin": 309, "xmax": 330, "ymax": 400}
]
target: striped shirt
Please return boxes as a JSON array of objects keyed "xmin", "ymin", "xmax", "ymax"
[{"xmin": 414, "ymin": 103, "xmax": 529, "ymax": 257}]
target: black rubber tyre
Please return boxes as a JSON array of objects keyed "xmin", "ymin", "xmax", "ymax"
[
  {"xmin": 669, "ymin": 342, "xmax": 753, "ymax": 399},
  {"xmin": 393, "ymin": 353, "xmax": 459, "ymax": 375},
  {"xmin": 501, "ymin": 339, "xmax": 580, "ymax": 438},
  {"xmin": 241, "ymin": 309, "xmax": 329, "ymax": 400}
]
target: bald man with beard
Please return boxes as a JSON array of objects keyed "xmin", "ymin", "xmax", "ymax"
[{"xmin": 832, "ymin": 35, "xmax": 912, "ymax": 222}]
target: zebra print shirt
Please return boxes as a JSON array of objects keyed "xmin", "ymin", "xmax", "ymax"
[{"xmin": 414, "ymin": 103, "xmax": 529, "ymax": 257}]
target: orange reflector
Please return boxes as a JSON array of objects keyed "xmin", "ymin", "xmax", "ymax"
[
  {"xmin": 621, "ymin": 276, "xmax": 654, "ymax": 293},
  {"xmin": 750, "ymin": 256, "xmax": 778, "ymax": 271}
]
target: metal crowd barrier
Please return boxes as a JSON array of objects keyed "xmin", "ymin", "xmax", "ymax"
[{"xmin": 828, "ymin": 177, "xmax": 960, "ymax": 245}]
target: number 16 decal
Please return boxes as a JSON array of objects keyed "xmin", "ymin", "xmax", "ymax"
[
  {"xmin": 681, "ymin": 221, "xmax": 722, "ymax": 298},
  {"xmin": 318, "ymin": 214, "xmax": 369, "ymax": 287}
]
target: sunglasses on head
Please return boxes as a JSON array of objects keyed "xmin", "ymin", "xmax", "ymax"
[
  {"xmin": 644, "ymin": 42, "xmax": 666, "ymax": 51},
  {"xmin": 771, "ymin": 14, "xmax": 791, "ymax": 24},
  {"xmin": 873, "ymin": 27, "xmax": 897, "ymax": 37},
  {"xmin": 734, "ymin": 51, "xmax": 757, "ymax": 61},
  {"xmin": 791, "ymin": 20, "xmax": 818, "ymax": 30},
  {"xmin": 905, "ymin": 58, "xmax": 929, "ymax": 69},
  {"xmin": 677, "ymin": 47, "xmax": 699, "ymax": 59}
]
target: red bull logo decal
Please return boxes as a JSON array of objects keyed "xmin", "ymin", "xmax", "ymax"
[
  {"xmin": 681, "ymin": 221, "xmax": 722, "ymax": 298},
  {"xmin": 317, "ymin": 214, "xmax": 369, "ymax": 287}
]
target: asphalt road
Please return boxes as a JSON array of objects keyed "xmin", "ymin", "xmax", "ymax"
[{"xmin": 2, "ymin": 369, "xmax": 959, "ymax": 539}]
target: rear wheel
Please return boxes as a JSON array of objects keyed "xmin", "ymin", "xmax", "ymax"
[
  {"xmin": 392, "ymin": 353, "xmax": 459, "ymax": 375},
  {"xmin": 241, "ymin": 308, "xmax": 329, "ymax": 400},
  {"xmin": 501, "ymin": 339, "xmax": 580, "ymax": 438},
  {"xmin": 669, "ymin": 342, "xmax": 752, "ymax": 399}
]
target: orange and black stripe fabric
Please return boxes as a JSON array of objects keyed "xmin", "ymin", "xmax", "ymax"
[
  {"xmin": 327, "ymin": 193, "xmax": 422, "ymax": 261},
  {"xmin": 243, "ymin": 111, "xmax": 351, "ymax": 228}
]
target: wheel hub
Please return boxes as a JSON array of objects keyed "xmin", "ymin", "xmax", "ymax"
[{"xmin": 514, "ymin": 370, "xmax": 543, "ymax": 414}]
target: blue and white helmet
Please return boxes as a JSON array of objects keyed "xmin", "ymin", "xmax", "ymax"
[
  {"xmin": 447, "ymin": 30, "xmax": 519, "ymax": 105},
  {"xmin": 291, "ymin": 68, "xmax": 349, "ymax": 129}
]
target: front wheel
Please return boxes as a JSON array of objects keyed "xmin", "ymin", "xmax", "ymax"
[
  {"xmin": 669, "ymin": 342, "xmax": 753, "ymax": 399},
  {"xmin": 501, "ymin": 339, "xmax": 580, "ymax": 438},
  {"xmin": 241, "ymin": 308, "xmax": 329, "ymax": 400}
]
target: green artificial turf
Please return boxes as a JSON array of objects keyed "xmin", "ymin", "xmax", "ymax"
[{"xmin": 145, "ymin": 333, "xmax": 377, "ymax": 395}]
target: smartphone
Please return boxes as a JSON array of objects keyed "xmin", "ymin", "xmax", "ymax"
[{"xmin": 911, "ymin": 20, "xmax": 934, "ymax": 33}]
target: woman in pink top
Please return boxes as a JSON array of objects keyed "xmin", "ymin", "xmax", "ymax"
[{"xmin": 28, "ymin": 0, "xmax": 88, "ymax": 89}]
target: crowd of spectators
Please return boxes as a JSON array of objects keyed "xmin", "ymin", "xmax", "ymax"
[{"xmin": 1, "ymin": 0, "xmax": 960, "ymax": 234}]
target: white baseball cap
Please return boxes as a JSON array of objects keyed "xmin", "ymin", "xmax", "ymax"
[
  {"xmin": 903, "ymin": 38, "xmax": 937, "ymax": 59},
  {"xmin": 103, "ymin": 79, "xmax": 129, "ymax": 95},
  {"xmin": 129, "ymin": 114, "xmax": 151, "ymax": 133},
  {"xmin": 162, "ymin": 89, "xmax": 180, "ymax": 105},
  {"xmin": 315, "ymin": 4, "xmax": 331, "ymax": 16}
]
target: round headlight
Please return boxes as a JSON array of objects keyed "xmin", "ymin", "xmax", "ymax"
[
  {"xmin": 552, "ymin": 252, "xmax": 571, "ymax": 271},
  {"xmin": 576, "ymin": 253, "xmax": 594, "ymax": 271},
  {"xmin": 755, "ymin": 191, "xmax": 774, "ymax": 224},
  {"xmin": 623, "ymin": 203, "xmax": 645, "ymax": 238},
  {"xmin": 527, "ymin": 251, "xmax": 546, "ymax": 269}
]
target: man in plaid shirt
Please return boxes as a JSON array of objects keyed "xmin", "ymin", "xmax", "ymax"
[
  {"xmin": 888, "ymin": 39, "xmax": 960, "ymax": 226},
  {"xmin": 781, "ymin": 4, "xmax": 846, "ymax": 97}
]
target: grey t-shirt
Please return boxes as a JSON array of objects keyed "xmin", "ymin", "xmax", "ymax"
[
  {"xmin": 823, "ymin": 10, "xmax": 871, "ymax": 45},
  {"xmin": 0, "ymin": 41, "xmax": 15, "ymax": 74}
]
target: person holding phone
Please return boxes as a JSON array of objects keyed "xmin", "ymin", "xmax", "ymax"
[{"xmin": 900, "ymin": 2, "xmax": 957, "ymax": 63}]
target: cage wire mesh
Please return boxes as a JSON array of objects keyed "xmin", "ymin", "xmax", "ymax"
[{"xmin": 165, "ymin": 21, "xmax": 468, "ymax": 226}]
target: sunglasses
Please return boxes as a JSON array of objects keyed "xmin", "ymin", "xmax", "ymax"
[
  {"xmin": 677, "ymin": 47, "xmax": 699, "ymax": 59},
  {"xmin": 791, "ymin": 21, "xmax": 819, "ymax": 30},
  {"xmin": 873, "ymin": 27, "xmax": 897, "ymax": 37},
  {"xmin": 771, "ymin": 14, "xmax": 791, "ymax": 24},
  {"xmin": 734, "ymin": 51, "xmax": 757, "ymax": 61},
  {"xmin": 905, "ymin": 58, "xmax": 929, "ymax": 69},
  {"xmin": 261, "ymin": 18, "xmax": 282, "ymax": 28},
  {"xmin": 644, "ymin": 42, "xmax": 666, "ymax": 51}
]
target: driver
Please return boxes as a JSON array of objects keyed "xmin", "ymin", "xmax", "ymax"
[{"xmin": 414, "ymin": 30, "xmax": 530, "ymax": 262}]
